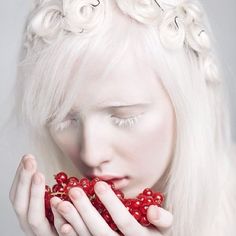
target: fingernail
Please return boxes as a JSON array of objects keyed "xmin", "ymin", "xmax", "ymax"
[
  {"xmin": 61, "ymin": 224, "xmax": 72, "ymax": 234},
  {"xmin": 95, "ymin": 181, "xmax": 108, "ymax": 194},
  {"xmin": 23, "ymin": 154, "xmax": 35, "ymax": 160},
  {"xmin": 33, "ymin": 173, "xmax": 42, "ymax": 185},
  {"xmin": 23, "ymin": 158, "xmax": 34, "ymax": 171},
  {"xmin": 150, "ymin": 205, "xmax": 161, "ymax": 221},
  {"xmin": 69, "ymin": 188, "xmax": 83, "ymax": 200},
  {"xmin": 50, "ymin": 197, "xmax": 61, "ymax": 208}
]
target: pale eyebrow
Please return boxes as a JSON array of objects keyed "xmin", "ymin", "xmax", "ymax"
[
  {"xmin": 68, "ymin": 102, "xmax": 152, "ymax": 116},
  {"xmin": 99, "ymin": 102, "xmax": 152, "ymax": 110}
]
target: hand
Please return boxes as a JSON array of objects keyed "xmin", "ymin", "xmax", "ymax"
[
  {"xmin": 52, "ymin": 181, "xmax": 173, "ymax": 236},
  {"xmin": 9, "ymin": 154, "xmax": 79, "ymax": 236}
]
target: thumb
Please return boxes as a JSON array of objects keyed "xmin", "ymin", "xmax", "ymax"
[{"xmin": 147, "ymin": 205, "xmax": 173, "ymax": 231}]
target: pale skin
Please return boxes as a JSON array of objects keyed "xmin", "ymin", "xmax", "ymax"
[{"xmin": 9, "ymin": 51, "xmax": 174, "ymax": 235}]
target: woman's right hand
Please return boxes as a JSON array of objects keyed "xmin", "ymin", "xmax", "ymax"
[{"xmin": 8, "ymin": 154, "xmax": 78, "ymax": 236}]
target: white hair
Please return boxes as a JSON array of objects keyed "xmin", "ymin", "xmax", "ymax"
[{"xmin": 5, "ymin": 0, "xmax": 236, "ymax": 235}]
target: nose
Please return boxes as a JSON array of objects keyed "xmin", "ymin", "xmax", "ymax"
[{"xmin": 79, "ymin": 118, "xmax": 112, "ymax": 168}]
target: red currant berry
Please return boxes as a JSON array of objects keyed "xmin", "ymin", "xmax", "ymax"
[
  {"xmin": 52, "ymin": 184, "xmax": 64, "ymax": 193},
  {"xmin": 101, "ymin": 210, "xmax": 112, "ymax": 223},
  {"xmin": 131, "ymin": 199, "xmax": 142, "ymax": 208},
  {"xmin": 140, "ymin": 216, "xmax": 150, "ymax": 226},
  {"xmin": 131, "ymin": 209, "xmax": 142, "ymax": 221},
  {"xmin": 114, "ymin": 189, "xmax": 124, "ymax": 200},
  {"xmin": 153, "ymin": 192, "xmax": 164, "ymax": 203},
  {"xmin": 80, "ymin": 177, "xmax": 90, "ymax": 186},
  {"xmin": 140, "ymin": 204, "xmax": 149, "ymax": 215},
  {"xmin": 143, "ymin": 197, "xmax": 154, "ymax": 206},
  {"xmin": 54, "ymin": 172, "xmax": 68, "ymax": 184},
  {"xmin": 143, "ymin": 188, "xmax": 153, "ymax": 197},
  {"xmin": 137, "ymin": 193, "xmax": 146, "ymax": 202},
  {"xmin": 67, "ymin": 176, "xmax": 80, "ymax": 185}
]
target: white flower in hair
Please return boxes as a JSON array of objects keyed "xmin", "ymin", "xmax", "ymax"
[
  {"xmin": 27, "ymin": 0, "xmax": 63, "ymax": 44},
  {"xmin": 186, "ymin": 23, "xmax": 210, "ymax": 53},
  {"xmin": 176, "ymin": 2, "xmax": 210, "ymax": 53},
  {"xmin": 159, "ymin": 9, "xmax": 185, "ymax": 49},
  {"xmin": 116, "ymin": 0, "xmax": 164, "ymax": 25},
  {"xmin": 201, "ymin": 55, "xmax": 221, "ymax": 84},
  {"xmin": 62, "ymin": 0, "xmax": 105, "ymax": 33},
  {"xmin": 176, "ymin": 1, "xmax": 203, "ymax": 25}
]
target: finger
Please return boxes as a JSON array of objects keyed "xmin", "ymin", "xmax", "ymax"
[
  {"xmin": 51, "ymin": 197, "xmax": 78, "ymax": 236},
  {"xmin": 68, "ymin": 187, "xmax": 118, "ymax": 236},
  {"xmin": 56, "ymin": 200, "xmax": 91, "ymax": 236},
  {"xmin": 94, "ymin": 181, "xmax": 145, "ymax": 236},
  {"xmin": 28, "ymin": 172, "xmax": 56, "ymax": 235},
  {"xmin": 147, "ymin": 205, "xmax": 173, "ymax": 233},
  {"xmin": 60, "ymin": 223, "xmax": 77, "ymax": 236},
  {"xmin": 9, "ymin": 154, "xmax": 34, "ymax": 203},
  {"xmin": 50, "ymin": 197, "xmax": 76, "ymax": 235},
  {"xmin": 13, "ymin": 156, "xmax": 37, "ymax": 234},
  {"xmin": 51, "ymin": 196, "xmax": 65, "ymax": 229}
]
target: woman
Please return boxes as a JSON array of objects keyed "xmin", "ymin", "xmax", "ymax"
[{"xmin": 9, "ymin": 0, "xmax": 236, "ymax": 235}]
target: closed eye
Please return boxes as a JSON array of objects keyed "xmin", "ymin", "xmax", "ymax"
[
  {"xmin": 53, "ymin": 119, "xmax": 77, "ymax": 132},
  {"xmin": 52, "ymin": 113, "xmax": 143, "ymax": 131},
  {"xmin": 111, "ymin": 115, "xmax": 141, "ymax": 128}
]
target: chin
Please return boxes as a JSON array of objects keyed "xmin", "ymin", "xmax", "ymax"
[{"xmin": 121, "ymin": 186, "xmax": 142, "ymax": 198}]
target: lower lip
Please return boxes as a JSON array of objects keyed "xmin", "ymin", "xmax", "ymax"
[{"xmin": 111, "ymin": 177, "xmax": 129, "ymax": 189}]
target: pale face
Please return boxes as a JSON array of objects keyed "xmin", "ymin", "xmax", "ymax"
[{"xmin": 49, "ymin": 52, "xmax": 176, "ymax": 197}]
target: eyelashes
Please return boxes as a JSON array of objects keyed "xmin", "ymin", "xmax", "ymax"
[
  {"xmin": 54, "ymin": 119, "xmax": 77, "ymax": 132},
  {"xmin": 53, "ymin": 114, "xmax": 141, "ymax": 132},
  {"xmin": 111, "ymin": 115, "xmax": 140, "ymax": 128}
]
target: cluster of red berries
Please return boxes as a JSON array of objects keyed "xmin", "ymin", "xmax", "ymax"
[{"xmin": 45, "ymin": 172, "xmax": 164, "ymax": 234}]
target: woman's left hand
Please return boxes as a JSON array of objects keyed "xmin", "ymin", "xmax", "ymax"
[{"xmin": 51, "ymin": 181, "xmax": 173, "ymax": 236}]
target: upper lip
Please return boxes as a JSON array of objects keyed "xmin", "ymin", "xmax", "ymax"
[{"xmin": 86, "ymin": 175, "xmax": 126, "ymax": 181}]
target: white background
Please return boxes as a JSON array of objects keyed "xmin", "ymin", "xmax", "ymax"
[{"xmin": 0, "ymin": 1, "xmax": 235, "ymax": 235}]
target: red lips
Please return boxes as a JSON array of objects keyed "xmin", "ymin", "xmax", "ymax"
[
  {"xmin": 87, "ymin": 175, "xmax": 126, "ymax": 181},
  {"xmin": 86, "ymin": 175, "xmax": 129, "ymax": 189}
]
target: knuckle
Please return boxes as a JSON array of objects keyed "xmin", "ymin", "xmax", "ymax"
[
  {"xmin": 28, "ymin": 218, "xmax": 42, "ymax": 232},
  {"xmin": 13, "ymin": 204, "xmax": 25, "ymax": 217},
  {"xmin": 27, "ymin": 214, "xmax": 41, "ymax": 229},
  {"xmin": 60, "ymin": 227, "xmax": 73, "ymax": 236}
]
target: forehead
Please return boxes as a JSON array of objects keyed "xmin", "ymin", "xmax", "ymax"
[{"xmin": 72, "ymin": 50, "xmax": 165, "ymax": 110}]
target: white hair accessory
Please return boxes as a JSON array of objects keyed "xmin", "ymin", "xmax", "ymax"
[
  {"xmin": 115, "ymin": 0, "xmax": 164, "ymax": 25},
  {"xmin": 201, "ymin": 55, "xmax": 221, "ymax": 85},
  {"xmin": 63, "ymin": 0, "xmax": 105, "ymax": 34},
  {"xmin": 26, "ymin": 0, "xmax": 63, "ymax": 45},
  {"xmin": 24, "ymin": 0, "xmax": 219, "ymax": 84},
  {"xmin": 25, "ymin": 0, "xmax": 104, "ymax": 47},
  {"xmin": 158, "ymin": 0, "xmax": 208, "ymax": 51},
  {"xmin": 159, "ymin": 9, "xmax": 186, "ymax": 49}
]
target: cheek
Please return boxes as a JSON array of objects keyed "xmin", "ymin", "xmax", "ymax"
[
  {"xmin": 121, "ymin": 108, "xmax": 175, "ymax": 172},
  {"xmin": 50, "ymin": 132, "xmax": 80, "ymax": 161}
]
